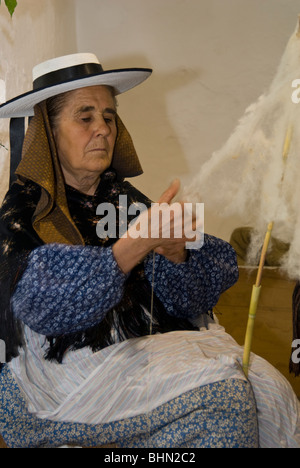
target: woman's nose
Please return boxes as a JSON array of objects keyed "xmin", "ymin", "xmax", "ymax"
[{"xmin": 94, "ymin": 115, "xmax": 110, "ymax": 137}]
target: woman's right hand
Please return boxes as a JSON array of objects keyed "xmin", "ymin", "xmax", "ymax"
[
  {"xmin": 150, "ymin": 179, "xmax": 197, "ymax": 263},
  {"xmin": 112, "ymin": 180, "xmax": 199, "ymax": 273}
]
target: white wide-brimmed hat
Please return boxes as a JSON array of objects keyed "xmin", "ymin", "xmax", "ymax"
[{"xmin": 0, "ymin": 53, "xmax": 152, "ymax": 118}]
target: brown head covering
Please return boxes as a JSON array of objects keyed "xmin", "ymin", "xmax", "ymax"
[{"xmin": 15, "ymin": 100, "xmax": 143, "ymax": 246}]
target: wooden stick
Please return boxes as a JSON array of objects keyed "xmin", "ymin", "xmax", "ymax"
[
  {"xmin": 243, "ymin": 223, "xmax": 274, "ymax": 373},
  {"xmin": 282, "ymin": 127, "xmax": 293, "ymax": 162},
  {"xmin": 242, "ymin": 222, "xmax": 273, "ymax": 377},
  {"xmin": 255, "ymin": 222, "xmax": 274, "ymax": 287},
  {"xmin": 242, "ymin": 123, "xmax": 293, "ymax": 376},
  {"xmin": 242, "ymin": 120, "xmax": 294, "ymax": 377},
  {"xmin": 242, "ymin": 285, "xmax": 261, "ymax": 377}
]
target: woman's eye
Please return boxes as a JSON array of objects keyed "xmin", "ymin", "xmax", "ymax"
[
  {"xmin": 103, "ymin": 114, "xmax": 116, "ymax": 124},
  {"xmin": 79, "ymin": 114, "xmax": 115, "ymax": 125}
]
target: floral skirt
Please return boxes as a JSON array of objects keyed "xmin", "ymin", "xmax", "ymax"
[{"xmin": 0, "ymin": 365, "xmax": 258, "ymax": 448}]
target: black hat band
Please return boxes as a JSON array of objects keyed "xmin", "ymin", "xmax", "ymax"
[{"xmin": 33, "ymin": 63, "xmax": 104, "ymax": 90}]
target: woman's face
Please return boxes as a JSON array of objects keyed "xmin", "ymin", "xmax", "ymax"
[{"xmin": 53, "ymin": 85, "xmax": 117, "ymax": 182}]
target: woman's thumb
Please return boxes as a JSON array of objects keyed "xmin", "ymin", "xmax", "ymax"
[{"xmin": 157, "ymin": 179, "xmax": 181, "ymax": 204}]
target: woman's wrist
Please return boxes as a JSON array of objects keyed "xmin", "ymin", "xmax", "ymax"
[{"xmin": 112, "ymin": 235, "xmax": 155, "ymax": 274}]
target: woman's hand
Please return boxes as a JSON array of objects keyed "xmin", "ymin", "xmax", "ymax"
[
  {"xmin": 152, "ymin": 180, "xmax": 191, "ymax": 263},
  {"xmin": 112, "ymin": 179, "xmax": 199, "ymax": 273}
]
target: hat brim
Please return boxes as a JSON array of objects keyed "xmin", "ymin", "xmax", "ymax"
[{"xmin": 0, "ymin": 68, "xmax": 152, "ymax": 119}]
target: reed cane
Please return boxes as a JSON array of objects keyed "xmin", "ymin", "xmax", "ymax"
[
  {"xmin": 242, "ymin": 125, "xmax": 293, "ymax": 376},
  {"xmin": 242, "ymin": 222, "xmax": 273, "ymax": 376}
]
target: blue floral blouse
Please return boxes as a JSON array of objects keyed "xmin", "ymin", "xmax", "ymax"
[{"xmin": 12, "ymin": 235, "xmax": 238, "ymax": 336}]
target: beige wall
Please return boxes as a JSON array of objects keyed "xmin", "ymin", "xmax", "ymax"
[
  {"xmin": 0, "ymin": 0, "xmax": 77, "ymax": 199},
  {"xmin": 1, "ymin": 0, "xmax": 299, "ymax": 240},
  {"xmin": 75, "ymin": 0, "xmax": 300, "ymax": 240}
]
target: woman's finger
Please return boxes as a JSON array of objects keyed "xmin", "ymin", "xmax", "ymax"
[{"xmin": 157, "ymin": 179, "xmax": 181, "ymax": 204}]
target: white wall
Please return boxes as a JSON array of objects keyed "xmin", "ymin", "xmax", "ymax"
[
  {"xmin": 0, "ymin": 0, "xmax": 77, "ymax": 200},
  {"xmin": 75, "ymin": 0, "xmax": 300, "ymax": 240},
  {"xmin": 1, "ymin": 1, "xmax": 299, "ymax": 240}
]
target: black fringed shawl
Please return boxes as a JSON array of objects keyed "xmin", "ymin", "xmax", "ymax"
[
  {"xmin": 0, "ymin": 180, "xmax": 42, "ymax": 363},
  {"xmin": 0, "ymin": 170, "xmax": 197, "ymax": 365}
]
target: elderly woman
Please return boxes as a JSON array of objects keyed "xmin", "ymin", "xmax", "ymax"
[{"xmin": 0, "ymin": 54, "xmax": 262, "ymax": 448}]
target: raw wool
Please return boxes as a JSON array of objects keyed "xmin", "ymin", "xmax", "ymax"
[
  {"xmin": 245, "ymin": 229, "xmax": 266, "ymax": 266},
  {"xmin": 184, "ymin": 19, "xmax": 300, "ymax": 280}
]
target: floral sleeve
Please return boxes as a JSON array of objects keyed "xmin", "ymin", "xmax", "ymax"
[
  {"xmin": 144, "ymin": 234, "xmax": 239, "ymax": 318},
  {"xmin": 11, "ymin": 244, "xmax": 128, "ymax": 336}
]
